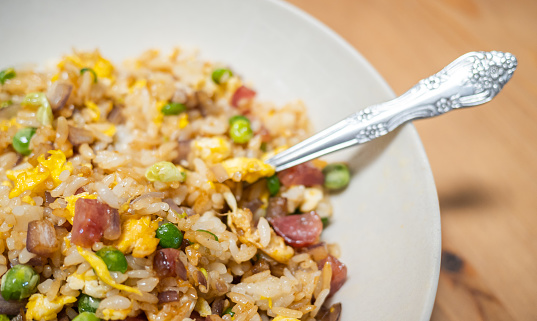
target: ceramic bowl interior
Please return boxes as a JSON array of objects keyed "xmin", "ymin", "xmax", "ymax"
[{"xmin": 0, "ymin": 1, "xmax": 441, "ymax": 320}]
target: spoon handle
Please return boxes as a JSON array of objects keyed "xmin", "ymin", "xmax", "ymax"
[{"xmin": 265, "ymin": 51, "xmax": 517, "ymax": 172}]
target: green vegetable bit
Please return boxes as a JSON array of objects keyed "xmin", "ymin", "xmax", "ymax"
[
  {"xmin": 21, "ymin": 92, "xmax": 53, "ymax": 126},
  {"xmin": 0, "ymin": 315, "xmax": 10, "ymax": 321},
  {"xmin": 321, "ymin": 217, "xmax": 330, "ymax": 228},
  {"xmin": 160, "ymin": 102, "xmax": 186, "ymax": 116},
  {"xmin": 228, "ymin": 115, "xmax": 249, "ymax": 125},
  {"xmin": 222, "ymin": 307, "xmax": 235, "ymax": 317},
  {"xmin": 145, "ymin": 161, "xmax": 187, "ymax": 183},
  {"xmin": 0, "ymin": 68, "xmax": 16, "ymax": 85},
  {"xmin": 80, "ymin": 68, "xmax": 98, "ymax": 83},
  {"xmin": 78, "ymin": 294, "xmax": 101, "ymax": 313},
  {"xmin": 156, "ymin": 223, "xmax": 184, "ymax": 249},
  {"xmin": 229, "ymin": 119, "xmax": 253, "ymax": 144},
  {"xmin": 196, "ymin": 229, "xmax": 219, "ymax": 241},
  {"xmin": 0, "ymin": 100, "xmax": 12, "ymax": 109},
  {"xmin": 72, "ymin": 312, "xmax": 100, "ymax": 321},
  {"xmin": 322, "ymin": 163, "xmax": 351, "ymax": 190},
  {"xmin": 12, "ymin": 127, "xmax": 37, "ymax": 156},
  {"xmin": 266, "ymin": 175, "xmax": 281, "ymax": 196},
  {"xmin": 0, "ymin": 265, "xmax": 39, "ymax": 301},
  {"xmin": 95, "ymin": 247, "xmax": 128, "ymax": 273},
  {"xmin": 211, "ymin": 68, "xmax": 233, "ymax": 84}
]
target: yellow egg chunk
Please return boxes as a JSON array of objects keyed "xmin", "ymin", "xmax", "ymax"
[
  {"xmin": 25, "ymin": 294, "xmax": 77, "ymax": 321},
  {"xmin": 114, "ymin": 216, "xmax": 160, "ymax": 258},
  {"xmin": 100, "ymin": 308, "xmax": 132, "ymax": 320},
  {"xmin": 221, "ymin": 157, "xmax": 275, "ymax": 184},
  {"xmin": 192, "ymin": 136, "xmax": 231, "ymax": 163},
  {"xmin": 77, "ymin": 246, "xmax": 141, "ymax": 295},
  {"xmin": 37, "ymin": 150, "xmax": 74, "ymax": 186},
  {"xmin": 6, "ymin": 167, "xmax": 49, "ymax": 198}
]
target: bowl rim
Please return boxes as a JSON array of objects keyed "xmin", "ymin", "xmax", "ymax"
[{"xmin": 267, "ymin": 0, "xmax": 441, "ymax": 319}]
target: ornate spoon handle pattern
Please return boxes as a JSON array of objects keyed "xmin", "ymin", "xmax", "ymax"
[{"xmin": 265, "ymin": 51, "xmax": 517, "ymax": 172}]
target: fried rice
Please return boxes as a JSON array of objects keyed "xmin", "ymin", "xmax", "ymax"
[{"xmin": 0, "ymin": 48, "xmax": 346, "ymax": 321}]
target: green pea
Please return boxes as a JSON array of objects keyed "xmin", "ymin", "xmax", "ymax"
[
  {"xmin": 0, "ymin": 265, "xmax": 39, "ymax": 301},
  {"xmin": 78, "ymin": 294, "xmax": 101, "ymax": 313},
  {"xmin": 229, "ymin": 119, "xmax": 253, "ymax": 144},
  {"xmin": 266, "ymin": 175, "xmax": 280, "ymax": 196},
  {"xmin": 156, "ymin": 223, "xmax": 183, "ymax": 249},
  {"xmin": 160, "ymin": 102, "xmax": 186, "ymax": 116},
  {"xmin": 211, "ymin": 68, "xmax": 233, "ymax": 84},
  {"xmin": 222, "ymin": 306, "xmax": 235, "ymax": 317},
  {"xmin": 0, "ymin": 68, "xmax": 16, "ymax": 85},
  {"xmin": 95, "ymin": 247, "xmax": 128, "ymax": 273},
  {"xmin": 72, "ymin": 312, "xmax": 100, "ymax": 321},
  {"xmin": 12, "ymin": 127, "xmax": 36, "ymax": 156},
  {"xmin": 0, "ymin": 314, "xmax": 10, "ymax": 321},
  {"xmin": 322, "ymin": 163, "xmax": 351, "ymax": 190},
  {"xmin": 228, "ymin": 115, "xmax": 249, "ymax": 125}
]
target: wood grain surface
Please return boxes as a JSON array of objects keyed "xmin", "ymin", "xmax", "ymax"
[{"xmin": 285, "ymin": 0, "xmax": 537, "ymax": 320}]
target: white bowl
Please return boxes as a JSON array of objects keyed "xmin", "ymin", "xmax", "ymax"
[{"xmin": 0, "ymin": 1, "xmax": 441, "ymax": 320}]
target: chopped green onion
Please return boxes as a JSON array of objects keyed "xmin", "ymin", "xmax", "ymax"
[
  {"xmin": 72, "ymin": 312, "xmax": 100, "ymax": 321},
  {"xmin": 156, "ymin": 223, "xmax": 183, "ymax": 249},
  {"xmin": 145, "ymin": 161, "xmax": 187, "ymax": 183},
  {"xmin": 0, "ymin": 315, "xmax": 9, "ymax": 321},
  {"xmin": 260, "ymin": 142, "xmax": 267, "ymax": 152},
  {"xmin": 0, "ymin": 265, "xmax": 39, "ymax": 301},
  {"xmin": 222, "ymin": 307, "xmax": 235, "ymax": 317},
  {"xmin": 12, "ymin": 127, "xmax": 37, "ymax": 156},
  {"xmin": 80, "ymin": 68, "xmax": 98, "ymax": 83},
  {"xmin": 266, "ymin": 175, "xmax": 281, "ymax": 196},
  {"xmin": 321, "ymin": 217, "xmax": 329, "ymax": 228},
  {"xmin": 160, "ymin": 102, "xmax": 186, "ymax": 116},
  {"xmin": 21, "ymin": 92, "xmax": 53, "ymax": 126},
  {"xmin": 322, "ymin": 163, "xmax": 351, "ymax": 190},
  {"xmin": 229, "ymin": 118, "xmax": 253, "ymax": 144},
  {"xmin": 95, "ymin": 247, "xmax": 128, "ymax": 273},
  {"xmin": 0, "ymin": 100, "xmax": 12, "ymax": 109},
  {"xmin": 229, "ymin": 115, "xmax": 249, "ymax": 125},
  {"xmin": 196, "ymin": 229, "xmax": 218, "ymax": 241},
  {"xmin": 0, "ymin": 68, "xmax": 16, "ymax": 85},
  {"xmin": 211, "ymin": 68, "xmax": 233, "ymax": 84},
  {"xmin": 78, "ymin": 294, "xmax": 101, "ymax": 313}
]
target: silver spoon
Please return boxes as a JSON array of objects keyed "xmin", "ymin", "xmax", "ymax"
[{"xmin": 265, "ymin": 51, "xmax": 517, "ymax": 172}]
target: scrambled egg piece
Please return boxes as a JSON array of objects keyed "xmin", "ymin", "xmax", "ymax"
[
  {"xmin": 228, "ymin": 209, "xmax": 294, "ymax": 264},
  {"xmin": 0, "ymin": 118, "xmax": 20, "ymax": 132},
  {"xmin": 6, "ymin": 150, "xmax": 73, "ymax": 198},
  {"xmin": 114, "ymin": 216, "xmax": 160, "ymax": 258},
  {"xmin": 25, "ymin": 294, "xmax": 77, "ymax": 321},
  {"xmin": 272, "ymin": 317, "xmax": 300, "ymax": 321},
  {"xmin": 64, "ymin": 192, "xmax": 97, "ymax": 224},
  {"xmin": 300, "ymin": 188, "xmax": 323, "ymax": 212},
  {"xmin": 221, "ymin": 157, "xmax": 275, "ymax": 184},
  {"xmin": 178, "ymin": 113, "xmax": 189, "ymax": 129},
  {"xmin": 66, "ymin": 270, "xmax": 111, "ymax": 298},
  {"xmin": 77, "ymin": 246, "xmax": 141, "ymax": 295},
  {"xmin": 192, "ymin": 137, "xmax": 231, "ymax": 163},
  {"xmin": 100, "ymin": 307, "xmax": 132, "ymax": 320},
  {"xmin": 85, "ymin": 101, "xmax": 101, "ymax": 121},
  {"xmin": 38, "ymin": 150, "xmax": 74, "ymax": 186},
  {"xmin": 153, "ymin": 100, "xmax": 166, "ymax": 125},
  {"xmin": 58, "ymin": 51, "xmax": 115, "ymax": 79}
]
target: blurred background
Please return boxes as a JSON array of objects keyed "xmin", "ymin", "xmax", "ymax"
[{"xmin": 286, "ymin": 0, "xmax": 537, "ymax": 320}]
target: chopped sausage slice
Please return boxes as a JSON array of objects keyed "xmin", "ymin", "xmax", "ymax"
[
  {"xmin": 158, "ymin": 291, "xmax": 180, "ymax": 304},
  {"xmin": 318, "ymin": 255, "xmax": 347, "ymax": 296},
  {"xmin": 153, "ymin": 248, "xmax": 187, "ymax": 280},
  {"xmin": 71, "ymin": 198, "xmax": 120, "ymax": 247},
  {"xmin": 26, "ymin": 220, "xmax": 59, "ymax": 257},
  {"xmin": 47, "ymin": 82, "xmax": 72, "ymax": 111},
  {"xmin": 231, "ymin": 86, "xmax": 256, "ymax": 107},
  {"xmin": 68, "ymin": 126, "xmax": 95, "ymax": 147},
  {"xmin": 277, "ymin": 162, "xmax": 324, "ymax": 187},
  {"xmin": 270, "ymin": 211, "xmax": 323, "ymax": 248}
]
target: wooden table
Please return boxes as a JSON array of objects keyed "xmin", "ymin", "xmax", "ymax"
[{"xmin": 286, "ymin": 0, "xmax": 537, "ymax": 320}]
